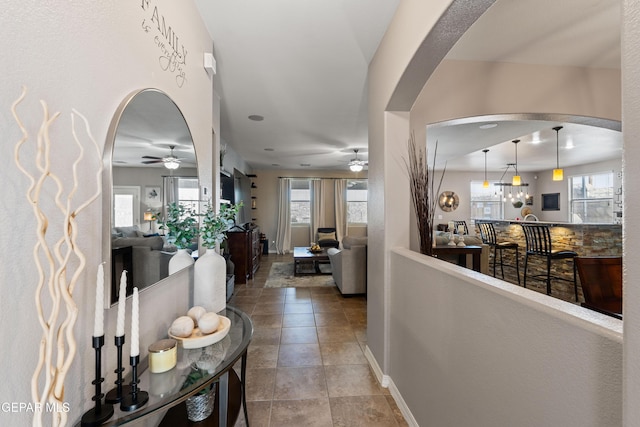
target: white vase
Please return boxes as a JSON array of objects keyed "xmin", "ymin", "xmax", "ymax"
[
  {"xmin": 194, "ymin": 249, "xmax": 227, "ymax": 313},
  {"xmin": 169, "ymin": 249, "xmax": 195, "ymax": 275}
]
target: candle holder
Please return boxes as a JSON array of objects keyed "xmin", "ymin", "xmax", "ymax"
[
  {"xmin": 81, "ymin": 335, "xmax": 114, "ymax": 426},
  {"xmin": 105, "ymin": 335, "xmax": 132, "ymax": 404},
  {"xmin": 120, "ymin": 355, "xmax": 149, "ymax": 411}
]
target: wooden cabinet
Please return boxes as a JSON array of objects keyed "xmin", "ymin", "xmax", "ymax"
[{"xmin": 227, "ymin": 226, "xmax": 261, "ymax": 284}]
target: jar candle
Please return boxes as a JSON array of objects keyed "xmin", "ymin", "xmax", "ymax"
[{"xmin": 148, "ymin": 339, "xmax": 177, "ymax": 373}]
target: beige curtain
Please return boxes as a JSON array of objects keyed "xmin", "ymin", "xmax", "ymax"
[
  {"xmin": 275, "ymin": 178, "xmax": 292, "ymax": 254},
  {"xmin": 334, "ymin": 179, "xmax": 347, "ymax": 242}
]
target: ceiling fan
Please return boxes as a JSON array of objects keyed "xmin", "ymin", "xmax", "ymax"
[
  {"xmin": 141, "ymin": 145, "xmax": 181, "ymax": 169},
  {"xmin": 348, "ymin": 149, "xmax": 367, "ymax": 172}
]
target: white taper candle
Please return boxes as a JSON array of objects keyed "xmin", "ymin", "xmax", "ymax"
[
  {"xmin": 115, "ymin": 270, "xmax": 127, "ymax": 337},
  {"xmin": 93, "ymin": 264, "xmax": 104, "ymax": 337},
  {"xmin": 131, "ymin": 287, "xmax": 139, "ymax": 357}
]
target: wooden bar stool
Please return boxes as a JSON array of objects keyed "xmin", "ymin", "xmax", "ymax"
[
  {"xmin": 521, "ymin": 224, "xmax": 578, "ymax": 301},
  {"xmin": 476, "ymin": 221, "xmax": 520, "ymax": 284}
]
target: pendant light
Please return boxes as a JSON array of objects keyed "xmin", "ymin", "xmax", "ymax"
[
  {"xmin": 552, "ymin": 126, "xmax": 564, "ymax": 181},
  {"xmin": 482, "ymin": 149, "xmax": 490, "ymax": 188},
  {"xmin": 511, "ymin": 140, "xmax": 521, "ymax": 186}
]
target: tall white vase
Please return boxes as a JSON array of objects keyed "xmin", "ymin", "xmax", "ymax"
[
  {"xmin": 169, "ymin": 249, "xmax": 195, "ymax": 275},
  {"xmin": 194, "ymin": 249, "xmax": 227, "ymax": 313}
]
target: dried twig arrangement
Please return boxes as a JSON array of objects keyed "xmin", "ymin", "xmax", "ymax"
[
  {"xmin": 12, "ymin": 87, "xmax": 103, "ymax": 427},
  {"xmin": 405, "ymin": 133, "xmax": 446, "ymax": 256}
]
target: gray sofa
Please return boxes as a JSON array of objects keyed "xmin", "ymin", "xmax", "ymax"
[
  {"xmin": 327, "ymin": 235, "xmax": 367, "ymax": 295},
  {"xmin": 112, "ymin": 226, "xmax": 176, "ymax": 288}
]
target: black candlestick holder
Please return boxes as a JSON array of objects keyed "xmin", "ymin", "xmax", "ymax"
[
  {"xmin": 105, "ymin": 335, "xmax": 132, "ymax": 404},
  {"xmin": 120, "ymin": 355, "xmax": 149, "ymax": 411},
  {"xmin": 81, "ymin": 335, "xmax": 114, "ymax": 426}
]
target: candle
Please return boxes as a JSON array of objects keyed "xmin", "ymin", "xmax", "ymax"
[
  {"xmin": 115, "ymin": 270, "xmax": 127, "ymax": 337},
  {"xmin": 458, "ymin": 225, "xmax": 465, "ymax": 234},
  {"xmin": 93, "ymin": 264, "xmax": 104, "ymax": 337},
  {"xmin": 131, "ymin": 287, "xmax": 139, "ymax": 357},
  {"xmin": 448, "ymin": 221, "xmax": 455, "ymax": 232}
]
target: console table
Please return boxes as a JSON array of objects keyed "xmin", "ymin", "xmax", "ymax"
[
  {"xmin": 432, "ymin": 245, "xmax": 483, "ymax": 272},
  {"xmin": 74, "ymin": 306, "xmax": 253, "ymax": 426}
]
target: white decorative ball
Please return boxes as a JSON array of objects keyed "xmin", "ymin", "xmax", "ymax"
[
  {"xmin": 170, "ymin": 316, "xmax": 194, "ymax": 338},
  {"xmin": 198, "ymin": 312, "xmax": 221, "ymax": 335},
  {"xmin": 187, "ymin": 306, "xmax": 207, "ymax": 325}
]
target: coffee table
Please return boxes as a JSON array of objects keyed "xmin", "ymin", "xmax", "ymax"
[{"xmin": 293, "ymin": 247, "xmax": 331, "ymax": 276}]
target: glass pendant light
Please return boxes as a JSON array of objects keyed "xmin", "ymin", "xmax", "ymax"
[
  {"xmin": 511, "ymin": 140, "xmax": 521, "ymax": 186},
  {"xmin": 482, "ymin": 149, "xmax": 489, "ymax": 188},
  {"xmin": 553, "ymin": 126, "xmax": 564, "ymax": 181}
]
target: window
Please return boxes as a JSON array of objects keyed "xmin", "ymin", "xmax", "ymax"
[
  {"xmin": 290, "ymin": 179, "xmax": 310, "ymax": 223},
  {"xmin": 177, "ymin": 177, "xmax": 200, "ymax": 214},
  {"xmin": 570, "ymin": 172, "xmax": 614, "ymax": 223},
  {"xmin": 470, "ymin": 181, "xmax": 503, "ymax": 219},
  {"xmin": 113, "ymin": 186, "xmax": 140, "ymax": 227},
  {"xmin": 347, "ymin": 180, "xmax": 368, "ymax": 224}
]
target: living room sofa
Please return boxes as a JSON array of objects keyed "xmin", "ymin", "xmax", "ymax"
[
  {"xmin": 112, "ymin": 226, "xmax": 177, "ymax": 288},
  {"xmin": 327, "ymin": 235, "xmax": 367, "ymax": 295}
]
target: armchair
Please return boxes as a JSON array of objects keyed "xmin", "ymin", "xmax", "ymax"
[
  {"xmin": 327, "ymin": 235, "xmax": 367, "ymax": 295},
  {"xmin": 316, "ymin": 227, "xmax": 339, "ymax": 249}
]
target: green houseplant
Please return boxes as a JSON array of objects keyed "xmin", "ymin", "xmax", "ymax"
[
  {"xmin": 164, "ymin": 202, "xmax": 198, "ymax": 249},
  {"xmin": 200, "ymin": 201, "xmax": 243, "ymax": 249}
]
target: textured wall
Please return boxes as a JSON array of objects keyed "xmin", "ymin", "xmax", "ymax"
[{"xmin": 1, "ymin": 1, "xmax": 212, "ymax": 425}]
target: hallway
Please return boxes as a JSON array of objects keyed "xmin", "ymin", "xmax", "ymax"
[{"xmin": 229, "ymin": 254, "xmax": 407, "ymax": 426}]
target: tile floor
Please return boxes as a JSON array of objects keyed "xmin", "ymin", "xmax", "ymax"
[{"xmin": 229, "ymin": 253, "xmax": 408, "ymax": 427}]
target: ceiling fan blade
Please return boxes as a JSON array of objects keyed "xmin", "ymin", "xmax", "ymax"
[
  {"xmin": 142, "ymin": 159, "xmax": 163, "ymax": 164},
  {"xmin": 142, "ymin": 155, "xmax": 163, "ymax": 160}
]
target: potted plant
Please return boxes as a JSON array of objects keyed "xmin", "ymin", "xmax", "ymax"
[
  {"xmin": 194, "ymin": 201, "xmax": 243, "ymax": 313},
  {"xmin": 164, "ymin": 202, "xmax": 198, "ymax": 274},
  {"xmin": 164, "ymin": 202, "xmax": 198, "ymax": 249},
  {"xmin": 182, "ymin": 368, "xmax": 216, "ymax": 422},
  {"xmin": 200, "ymin": 201, "xmax": 243, "ymax": 250}
]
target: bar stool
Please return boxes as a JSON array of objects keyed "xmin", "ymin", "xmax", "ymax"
[
  {"xmin": 476, "ymin": 221, "xmax": 520, "ymax": 284},
  {"xmin": 521, "ymin": 224, "xmax": 578, "ymax": 301}
]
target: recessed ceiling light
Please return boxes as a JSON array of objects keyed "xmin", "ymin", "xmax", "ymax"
[
  {"xmin": 248, "ymin": 115, "xmax": 264, "ymax": 121},
  {"xmin": 479, "ymin": 123, "xmax": 498, "ymax": 129},
  {"xmin": 264, "ymin": 148, "xmax": 274, "ymax": 151}
]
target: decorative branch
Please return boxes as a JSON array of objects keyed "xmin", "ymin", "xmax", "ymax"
[
  {"xmin": 405, "ymin": 132, "xmax": 446, "ymax": 256},
  {"xmin": 12, "ymin": 87, "xmax": 103, "ymax": 427}
]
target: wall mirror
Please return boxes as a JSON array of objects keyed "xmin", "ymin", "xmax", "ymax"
[{"xmin": 103, "ymin": 88, "xmax": 197, "ymax": 307}]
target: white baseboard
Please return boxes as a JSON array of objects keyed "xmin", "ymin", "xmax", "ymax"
[
  {"xmin": 364, "ymin": 345, "xmax": 418, "ymax": 427},
  {"xmin": 363, "ymin": 344, "xmax": 389, "ymax": 387}
]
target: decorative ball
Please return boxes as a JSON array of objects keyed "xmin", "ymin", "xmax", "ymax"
[
  {"xmin": 170, "ymin": 316, "xmax": 194, "ymax": 338},
  {"xmin": 187, "ymin": 306, "xmax": 207, "ymax": 325},
  {"xmin": 198, "ymin": 312, "xmax": 221, "ymax": 335}
]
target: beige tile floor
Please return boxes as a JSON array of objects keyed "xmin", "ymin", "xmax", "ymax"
[{"xmin": 230, "ymin": 253, "xmax": 408, "ymax": 427}]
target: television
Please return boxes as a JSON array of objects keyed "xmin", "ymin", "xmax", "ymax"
[{"xmin": 541, "ymin": 193, "xmax": 560, "ymax": 211}]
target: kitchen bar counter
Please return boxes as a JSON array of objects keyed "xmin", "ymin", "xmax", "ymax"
[{"xmin": 472, "ymin": 220, "xmax": 622, "ymax": 301}]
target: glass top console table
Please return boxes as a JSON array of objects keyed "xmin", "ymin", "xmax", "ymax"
[{"xmin": 75, "ymin": 306, "xmax": 253, "ymax": 426}]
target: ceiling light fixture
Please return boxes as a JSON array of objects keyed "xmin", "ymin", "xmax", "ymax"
[
  {"xmin": 511, "ymin": 139, "xmax": 521, "ymax": 186},
  {"xmin": 482, "ymin": 149, "xmax": 490, "ymax": 188},
  {"xmin": 163, "ymin": 145, "xmax": 180, "ymax": 170},
  {"xmin": 349, "ymin": 149, "xmax": 365, "ymax": 172},
  {"xmin": 552, "ymin": 126, "xmax": 564, "ymax": 181}
]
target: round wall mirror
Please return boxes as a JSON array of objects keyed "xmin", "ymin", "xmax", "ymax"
[
  {"xmin": 102, "ymin": 89, "xmax": 197, "ymax": 306},
  {"xmin": 438, "ymin": 191, "xmax": 459, "ymax": 212}
]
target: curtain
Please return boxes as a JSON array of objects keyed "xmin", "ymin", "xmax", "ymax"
[
  {"xmin": 162, "ymin": 176, "xmax": 180, "ymax": 220},
  {"xmin": 334, "ymin": 179, "xmax": 347, "ymax": 242},
  {"xmin": 275, "ymin": 178, "xmax": 292, "ymax": 254},
  {"xmin": 310, "ymin": 179, "xmax": 324, "ymax": 243}
]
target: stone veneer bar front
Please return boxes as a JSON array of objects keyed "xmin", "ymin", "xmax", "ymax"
[{"xmin": 474, "ymin": 220, "xmax": 622, "ymax": 303}]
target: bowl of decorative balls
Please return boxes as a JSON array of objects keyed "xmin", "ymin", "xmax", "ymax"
[
  {"xmin": 309, "ymin": 243, "xmax": 323, "ymax": 253},
  {"xmin": 168, "ymin": 306, "xmax": 231, "ymax": 349}
]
